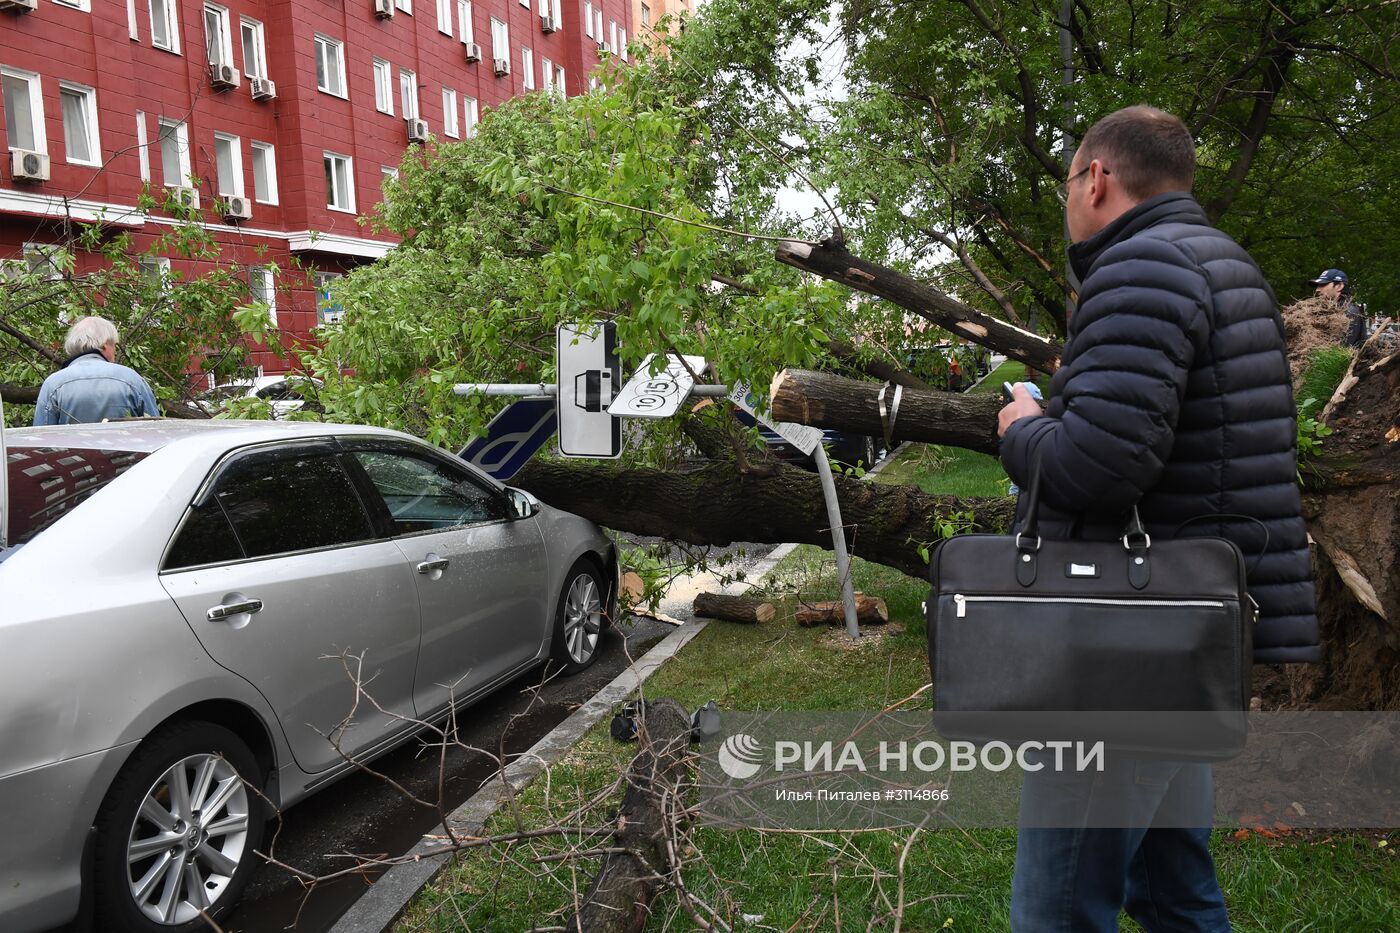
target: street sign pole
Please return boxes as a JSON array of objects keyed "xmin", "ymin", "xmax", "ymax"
[{"xmin": 812, "ymin": 450, "xmax": 862, "ymax": 640}]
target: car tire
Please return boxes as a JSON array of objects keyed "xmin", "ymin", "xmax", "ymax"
[
  {"xmin": 550, "ymin": 560, "xmax": 607, "ymax": 675},
  {"xmin": 92, "ymin": 721, "xmax": 265, "ymax": 933}
]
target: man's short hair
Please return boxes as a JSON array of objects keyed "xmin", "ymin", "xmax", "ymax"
[
  {"xmin": 64, "ymin": 316, "xmax": 120, "ymax": 357},
  {"xmin": 1079, "ymin": 105, "xmax": 1195, "ymax": 200}
]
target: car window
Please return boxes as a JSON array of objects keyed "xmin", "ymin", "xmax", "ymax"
[
  {"xmin": 163, "ymin": 499, "xmax": 243, "ymax": 569},
  {"xmin": 171, "ymin": 445, "xmax": 375, "ymax": 565},
  {"xmin": 350, "ymin": 447, "xmax": 508, "ymax": 534},
  {"xmin": 4, "ymin": 446, "xmax": 150, "ymax": 547}
]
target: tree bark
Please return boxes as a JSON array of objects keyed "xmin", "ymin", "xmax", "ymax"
[
  {"xmin": 769, "ymin": 368, "xmax": 1002, "ymax": 454},
  {"xmin": 795, "ymin": 594, "xmax": 889, "ymax": 627},
  {"xmin": 693, "ymin": 592, "xmax": 775, "ymax": 624},
  {"xmin": 0, "ymin": 384, "xmax": 39, "ymax": 405},
  {"xmin": 564, "ymin": 697, "xmax": 693, "ymax": 933},
  {"xmin": 774, "ymin": 236, "xmax": 1062, "ymax": 375}
]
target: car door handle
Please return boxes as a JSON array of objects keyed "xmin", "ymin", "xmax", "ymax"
[
  {"xmin": 417, "ymin": 556, "xmax": 450, "ymax": 574},
  {"xmin": 207, "ymin": 598, "xmax": 264, "ymax": 621}
]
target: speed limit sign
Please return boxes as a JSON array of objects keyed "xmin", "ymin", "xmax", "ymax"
[{"xmin": 608, "ymin": 354, "xmax": 706, "ymax": 420}]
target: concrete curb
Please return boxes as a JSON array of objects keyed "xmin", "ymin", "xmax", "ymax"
[{"xmin": 327, "ymin": 616, "xmax": 711, "ymax": 933}]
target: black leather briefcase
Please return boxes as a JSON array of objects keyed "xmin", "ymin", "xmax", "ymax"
[{"xmin": 926, "ymin": 464, "xmax": 1254, "ymax": 760}]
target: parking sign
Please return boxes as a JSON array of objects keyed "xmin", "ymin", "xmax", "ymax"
[{"xmin": 556, "ymin": 322, "xmax": 622, "ymax": 458}]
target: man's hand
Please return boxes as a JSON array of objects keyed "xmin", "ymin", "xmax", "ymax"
[{"xmin": 998, "ymin": 384, "xmax": 1043, "ymax": 438}]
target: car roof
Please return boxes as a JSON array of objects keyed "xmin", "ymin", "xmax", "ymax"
[{"xmin": 3, "ymin": 419, "xmax": 409, "ymax": 454}]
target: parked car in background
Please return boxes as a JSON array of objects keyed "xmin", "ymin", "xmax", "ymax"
[
  {"xmin": 199, "ymin": 374, "xmax": 324, "ymax": 419},
  {"xmin": 0, "ymin": 420, "xmax": 617, "ymax": 933}
]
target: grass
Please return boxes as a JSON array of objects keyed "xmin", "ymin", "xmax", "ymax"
[{"xmin": 1297, "ymin": 346, "xmax": 1352, "ymax": 408}]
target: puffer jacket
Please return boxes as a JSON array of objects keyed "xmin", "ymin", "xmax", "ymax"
[{"xmin": 1000, "ymin": 192, "xmax": 1319, "ymax": 663}]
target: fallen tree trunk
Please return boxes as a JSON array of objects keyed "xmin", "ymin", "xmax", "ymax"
[
  {"xmin": 693, "ymin": 592, "xmax": 775, "ymax": 624},
  {"xmin": 770, "ymin": 368, "xmax": 1002, "ymax": 454},
  {"xmin": 564, "ymin": 697, "xmax": 693, "ymax": 933},
  {"xmin": 0, "ymin": 383, "xmax": 39, "ymax": 405},
  {"xmin": 775, "ymin": 235, "xmax": 1063, "ymax": 375},
  {"xmin": 796, "ymin": 594, "xmax": 889, "ymax": 627}
]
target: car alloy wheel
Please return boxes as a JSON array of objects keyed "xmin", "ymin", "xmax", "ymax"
[{"xmin": 552, "ymin": 561, "xmax": 606, "ymax": 673}]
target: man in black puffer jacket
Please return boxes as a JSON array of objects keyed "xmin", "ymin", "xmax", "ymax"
[{"xmin": 997, "ymin": 106, "xmax": 1318, "ymax": 931}]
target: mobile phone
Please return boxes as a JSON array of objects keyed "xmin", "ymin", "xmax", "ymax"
[{"xmin": 1002, "ymin": 382, "xmax": 1017, "ymax": 402}]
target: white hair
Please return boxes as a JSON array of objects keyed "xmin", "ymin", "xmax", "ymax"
[{"xmin": 64, "ymin": 315, "xmax": 120, "ymax": 357}]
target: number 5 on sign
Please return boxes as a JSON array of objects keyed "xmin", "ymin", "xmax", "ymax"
[{"xmin": 609, "ymin": 353, "xmax": 707, "ymax": 420}]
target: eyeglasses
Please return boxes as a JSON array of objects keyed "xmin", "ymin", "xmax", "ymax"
[{"xmin": 1055, "ymin": 165, "xmax": 1109, "ymax": 205}]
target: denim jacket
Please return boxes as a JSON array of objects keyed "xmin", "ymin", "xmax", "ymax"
[{"xmin": 32, "ymin": 352, "xmax": 162, "ymax": 425}]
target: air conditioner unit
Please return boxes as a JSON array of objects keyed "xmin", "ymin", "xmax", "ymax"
[
  {"xmin": 374, "ymin": 0, "xmax": 393, "ymax": 19},
  {"xmin": 596, "ymin": 39, "xmax": 607, "ymax": 51},
  {"xmin": 464, "ymin": 42, "xmax": 482, "ymax": 63},
  {"xmin": 250, "ymin": 77, "xmax": 277, "ymax": 100},
  {"xmin": 209, "ymin": 63, "xmax": 240, "ymax": 90},
  {"xmin": 406, "ymin": 118, "xmax": 430, "ymax": 143},
  {"xmin": 223, "ymin": 195, "xmax": 252, "ymax": 221},
  {"xmin": 0, "ymin": 0, "xmax": 38, "ymax": 12},
  {"xmin": 493, "ymin": 58, "xmax": 510, "ymax": 77},
  {"xmin": 540, "ymin": 14, "xmax": 558, "ymax": 33},
  {"xmin": 10, "ymin": 149, "xmax": 48, "ymax": 182},
  {"xmin": 169, "ymin": 186, "xmax": 201, "ymax": 210}
]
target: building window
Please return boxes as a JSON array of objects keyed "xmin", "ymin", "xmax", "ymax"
[
  {"xmin": 214, "ymin": 133, "xmax": 243, "ymax": 197},
  {"xmin": 54, "ymin": 0, "xmax": 91, "ymax": 10},
  {"xmin": 457, "ymin": 0, "xmax": 473, "ymax": 43},
  {"xmin": 203, "ymin": 4, "xmax": 234, "ymax": 67},
  {"xmin": 139, "ymin": 256, "xmax": 171, "ymax": 290},
  {"xmin": 59, "ymin": 83, "xmax": 101, "ymax": 166},
  {"xmin": 490, "ymin": 18, "xmax": 508, "ymax": 67},
  {"xmin": 314, "ymin": 271, "xmax": 344, "ymax": 325},
  {"xmin": 541, "ymin": 57, "xmax": 553, "ymax": 93},
  {"xmin": 251, "ymin": 141, "xmax": 277, "ymax": 204},
  {"xmin": 240, "ymin": 18, "xmax": 268, "ymax": 79},
  {"xmin": 2, "ymin": 69, "xmax": 47, "ymax": 154},
  {"xmin": 127, "ymin": 0, "xmax": 139, "ymax": 40},
  {"xmin": 584, "ymin": 1, "xmax": 594, "ymax": 38},
  {"xmin": 522, "ymin": 47, "xmax": 534, "ymax": 90},
  {"xmin": 518, "ymin": 0, "xmax": 527, "ymax": 6},
  {"xmin": 554, "ymin": 64, "xmax": 565, "ymax": 98},
  {"xmin": 149, "ymin": 0, "xmax": 180, "ymax": 53},
  {"xmin": 641, "ymin": 2, "xmax": 650, "ymax": 26},
  {"xmin": 399, "ymin": 70, "xmax": 418, "ymax": 120},
  {"xmin": 135, "ymin": 111, "xmax": 149, "ymax": 181},
  {"xmin": 250, "ymin": 266, "xmax": 276, "ymax": 327},
  {"xmin": 594, "ymin": 8, "xmax": 603, "ymax": 43},
  {"xmin": 436, "ymin": 0, "xmax": 452, "ymax": 35},
  {"xmin": 395, "ymin": 0, "xmax": 411, "ymax": 12},
  {"xmin": 158, "ymin": 118, "xmax": 190, "ymax": 188},
  {"xmin": 619, "ymin": 27, "xmax": 628, "ymax": 61},
  {"xmin": 324, "ymin": 152, "xmax": 354, "ymax": 213},
  {"xmin": 314, "ymin": 35, "xmax": 346, "ymax": 98},
  {"xmin": 373, "ymin": 59, "xmax": 394, "ymax": 115},
  {"xmin": 463, "ymin": 96, "xmax": 478, "ymax": 137},
  {"xmin": 609, "ymin": 20, "xmax": 618, "ymax": 54},
  {"xmin": 380, "ymin": 165, "xmax": 399, "ymax": 199},
  {"xmin": 24, "ymin": 242, "xmax": 65, "ymax": 281},
  {"xmin": 442, "ymin": 88, "xmax": 459, "ymax": 137}
]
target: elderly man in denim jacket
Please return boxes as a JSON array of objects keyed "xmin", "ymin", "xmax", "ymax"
[{"xmin": 33, "ymin": 316, "xmax": 161, "ymax": 425}]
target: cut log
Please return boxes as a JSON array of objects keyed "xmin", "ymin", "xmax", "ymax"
[
  {"xmin": 770, "ymin": 368, "xmax": 1003, "ymax": 454},
  {"xmin": 564, "ymin": 697, "xmax": 693, "ymax": 933},
  {"xmin": 775, "ymin": 236, "xmax": 1062, "ymax": 375},
  {"xmin": 795, "ymin": 593, "xmax": 889, "ymax": 627},
  {"xmin": 693, "ymin": 592, "xmax": 775, "ymax": 624}
]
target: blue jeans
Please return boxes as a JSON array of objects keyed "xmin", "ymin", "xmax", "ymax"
[{"xmin": 1011, "ymin": 756, "xmax": 1230, "ymax": 932}]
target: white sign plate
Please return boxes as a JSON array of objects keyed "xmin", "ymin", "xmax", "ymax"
[
  {"xmin": 729, "ymin": 382, "xmax": 823, "ymax": 456},
  {"xmin": 608, "ymin": 353, "xmax": 707, "ymax": 420},
  {"xmin": 556, "ymin": 322, "xmax": 621, "ymax": 458}
]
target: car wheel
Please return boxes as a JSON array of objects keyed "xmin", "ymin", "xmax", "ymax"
[
  {"xmin": 93, "ymin": 722, "xmax": 265, "ymax": 932},
  {"xmin": 863, "ymin": 436, "xmax": 879, "ymax": 468},
  {"xmin": 551, "ymin": 560, "xmax": 607, "ymax": 674}
]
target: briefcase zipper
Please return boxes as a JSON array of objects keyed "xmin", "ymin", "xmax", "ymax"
[{"xmin": 952, "ymin": 594, "xmax": 1227, "ymax": 618}]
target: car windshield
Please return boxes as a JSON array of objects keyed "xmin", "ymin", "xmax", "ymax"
[{"xmin": 3, "ymin": 446, "xmax": 150, "ymax": 548}]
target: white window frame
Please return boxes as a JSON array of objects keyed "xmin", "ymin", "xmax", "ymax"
[
  {"xmin": 54, "ymin": 0, "xmax": 91, "ymax": 12},
  {"xmin": 436, "ymin": 0, "xmax": 452, "ymax": 35},
  {"xmin": 609, "ymin": 20, "xmax": 618, "ymax": 55},
  {"xmin": 463, "ymin": 95, "xmax": 478, "ymax": 137},
  {"xmin": 324, "ymin": 152, "xmax": 355, "ymax": 213},
  {"xmin": 203, "ymin": 4, "xmax": 234, "ymax": 67},
  {"xmin": 2, "ymin": 68, "xmax": 47, "ymax": 155},
  {"xmin": 213, "ymin": 133, "xmax": 244, "ymax": 197},
  {"xmin": 314, "ymin": 34, "xmax": 347, "ymax": 98},
  {"xmin": 619, "ymin": 27, "xmax": 628, "ymax": 61},
  {"xmin": 251, "ymin": 140, "xmax": 277, "ymax": 204},
  {"xmin": 521, "ymin": 47, "xmax": 534, "ymax": 90},
  {"xmin": 127, "ymin": 0, "xmax": 139, "ymax": 40},
  {"xmin": 157, "ymin": 118, "xmax": 191, "ymax": 188},
  {"xmin": 380, "ymin": 165, "xmax": 399, "ymax": 198},
  {"xmin": 442, "ymin": 88, "xmax": 459, "ymax": 137},
  {"xmin": 594, "ymin": 8, "xmax": 603, "ymax": 43},
  {"xmin": 149, "ymin": 0, "xmax": 180, "ymax": 54},
  {"xmin": 373, "ymin": 59, "xmax": 394, "ymax": 115},
  {"xmin": 399, "ymin": 69, "xmax": 418, "ymax": 121},
  {"xmin": 135, "ymin": 111, "xmax": 149, "ymax": 181},
  {"xmin": 240, "ymin": 17, "xmax": 268, "ymax": 79},
  {"xmin": 554, "ymin": 64, "xmax": 565, "ymax": 98},
  {"xmin": 250, "ymin": 265, "xmax": 276, "ymax": 327},
  {"xmin": 139, "ymin": 256, "xmax": 171, "ymax": 291},
  {"xmin": 457, "ymin": 0, "xmax": 473, "ymax": 43},
  {"xmin": 641, "ymin": 2, "xmax": 650, "ymax": 27},
  {"xmin": 541, "ymin": 57, "xmax": 553, "ymax": 93},
  {"xmin": 552, "ymin": 0, "xmax": 562, "ymax": 26},
  {"xmin": 584, "ymin": 1, "xmax": 594, "ymax": 38},
  {"xmin": 395, "ymin": 0, "xmax": 412, "ymax": 12},
  {"xmin": 314, "ymin": 270, "xmax": 344, "ymax": 326},
  {"xmin": 24, "ymin": 242, "xmax": 65, "ymax": 281},
  {"xmin": 58, "ymin": 82, "xmax": 101, "ymax": 166},
  {"xmin": 518, "ymin": 0, "xmax": 527, "ymax": 6},
  {"xmin": 490, "ymin": 18, "xmax": 508, "ymax": 66}
]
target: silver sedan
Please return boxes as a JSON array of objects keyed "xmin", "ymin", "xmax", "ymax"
[{"xmin": 0, "ymin": 420, "xmax": 617, "ymax": 933}]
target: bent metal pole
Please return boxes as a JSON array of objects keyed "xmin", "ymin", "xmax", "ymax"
[{"xmin": 812, "ymin": 448, "xmax": 862, "ymax": 639}]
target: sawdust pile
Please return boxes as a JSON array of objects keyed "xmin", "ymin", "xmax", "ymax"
[{"xmin": 1280, "ymin": 295, "xmax": 1349, "ymax": 385}]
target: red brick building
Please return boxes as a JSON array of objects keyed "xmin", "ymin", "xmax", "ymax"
[{"xmin": 0, "ymin": 0, "xmax": 632, "ymax": 374}]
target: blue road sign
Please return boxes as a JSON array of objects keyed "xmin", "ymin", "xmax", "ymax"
[{"xmin": 457, "ymin": 398, "xmax": 557, "ymax": 480}]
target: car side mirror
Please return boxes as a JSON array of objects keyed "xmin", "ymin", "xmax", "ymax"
[{"xmin": 506, "ymin": 487, "xmax": 540, "ymax": 520}]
